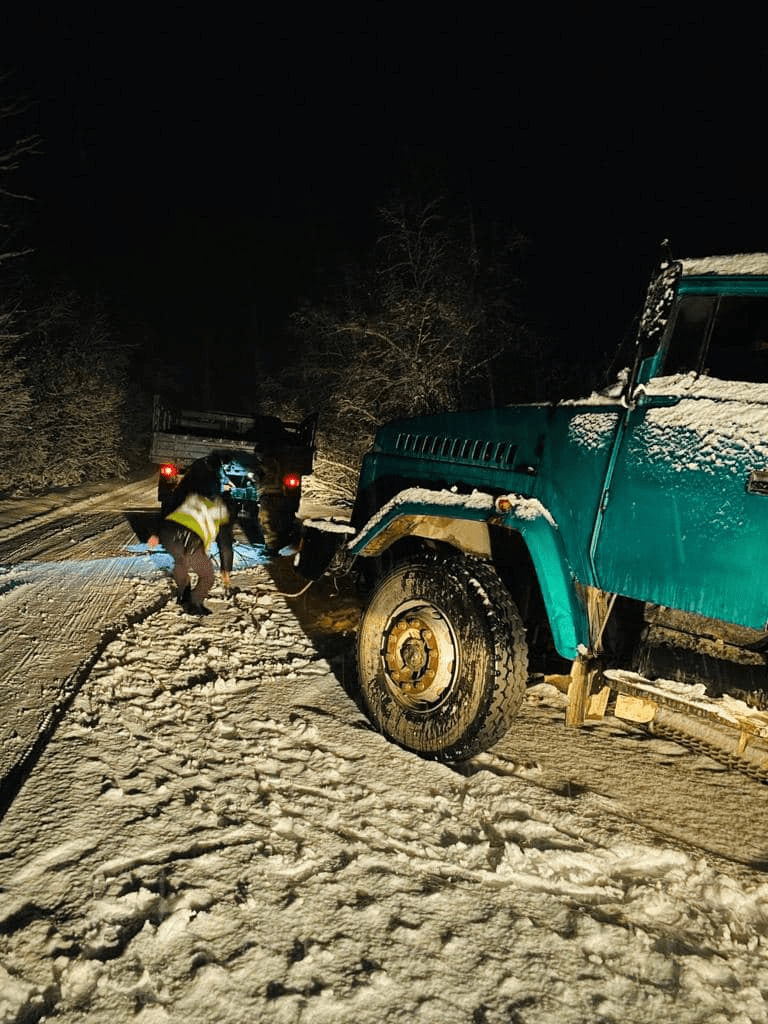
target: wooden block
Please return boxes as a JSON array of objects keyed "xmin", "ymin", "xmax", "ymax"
[
  {"xmin": 565, "ymin": 657, "xmax": 590, "ymax": 727},
  {"xmin": 586, "ymin": 685, "xmax": 611, "ymax": 720},
  {"xmin": 614, "ymin": 692, "xmax": 657, "ymax": 724}
]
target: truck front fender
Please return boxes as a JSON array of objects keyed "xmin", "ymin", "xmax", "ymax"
[{"xmin": 349, "ymin": 487, "xmax": 588, "ymax": 659}]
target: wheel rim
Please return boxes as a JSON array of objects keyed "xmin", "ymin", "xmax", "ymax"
[{"xmin": 380, "ymin": 599, "xmax": 459, "ymax": 711}]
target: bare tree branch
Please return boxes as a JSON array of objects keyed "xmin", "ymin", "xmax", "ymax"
[{"xmin": 274, "ymin": 188, "xmax": 556, "ymax": 498}]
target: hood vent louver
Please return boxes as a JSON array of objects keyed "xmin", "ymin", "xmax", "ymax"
[{"xmin": 394, "ymin": 432, "xmax": 518, "ymax": 468}]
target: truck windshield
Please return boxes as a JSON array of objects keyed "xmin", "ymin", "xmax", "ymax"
[
  {"xmin": 663, "ymin": 294, "xmax": 768, "ymax": 383},
  {"xmin": 704, "ymin": 296, "xmax": 768, "ymax": 382},
  {"xmin": 663, "ymin": 295, "xmax": 713, "ymax": 375}
]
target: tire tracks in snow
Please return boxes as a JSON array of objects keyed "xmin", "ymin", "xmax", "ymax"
[
  {"xmin": 3, "ymin": 482, "xmax": 768, "ymax": 1021},
  {"xmin": 0, "ymin": 481, "xmax": 169, "ymax": 792},
  {"xmin": 2, "ymin": 576, "xmax": 764, "ymax": 1022}
]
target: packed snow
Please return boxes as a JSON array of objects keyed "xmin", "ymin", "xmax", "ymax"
[
  {"xmin": 349, "ymin": 487, "xmax": 555, "ymax": 551},
  {"xmin": 680, "ymin": 254, "xmax": 768, "ymax": 276},
  {"xmin": 2, "ymin": 476, "xmax": 768, "ymax": 1023}
]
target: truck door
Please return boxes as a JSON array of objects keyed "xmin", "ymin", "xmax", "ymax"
[{"xmin": 592, "ymin": 288, "xmax": 768, "ymax": 630}]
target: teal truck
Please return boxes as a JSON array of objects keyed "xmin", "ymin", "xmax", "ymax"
[{"xmin": 301, "ymin": 251, "xmax": 768, "ymax": 778}]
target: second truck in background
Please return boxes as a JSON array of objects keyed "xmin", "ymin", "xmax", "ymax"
[{"xmin": 149, "ymin": 395, "xmax": 317, "ymax": 552}]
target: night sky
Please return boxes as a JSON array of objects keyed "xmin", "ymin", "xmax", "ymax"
[{"xmin": 3, "ymin": 6, "xmax": 768, "ymax": 398}]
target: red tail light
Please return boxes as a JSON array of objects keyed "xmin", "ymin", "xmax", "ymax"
[
  {"xmin": 282, "ymin": 473, "xmax": 301, "ymax": 490},
  {"xmin": 160, "ymin": 463, "xmax": 178, "ymax": 480}
]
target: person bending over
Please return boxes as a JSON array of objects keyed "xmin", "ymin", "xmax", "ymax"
[{"xmin": 150, "ymin": 453, "xmax": 234, "ymax": 615}]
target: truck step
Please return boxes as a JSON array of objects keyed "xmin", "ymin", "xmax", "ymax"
[{"xmin": 603, "ymin": 669, "xmax": 768, "ymax": 783}]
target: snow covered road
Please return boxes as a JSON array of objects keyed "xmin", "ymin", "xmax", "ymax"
[
  {"xmin": 0, "ymin": 476, "xmax": 168, "ymax": 782},
  {"xmin": 2, "ymin": 476, "xmax": 768, "ymax": 1022}
]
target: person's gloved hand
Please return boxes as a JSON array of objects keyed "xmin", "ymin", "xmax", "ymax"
[{"xmin": 148, "ymin": 535, "xmax": 159, "ymax": 549}]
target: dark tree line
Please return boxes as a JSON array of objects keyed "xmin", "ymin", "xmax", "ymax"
[
  {"xmin": 261, "ymin": 190, "xmax": 569, "ymax": 499},
  {"xmin": 0, "ymin": 77, "xmax": 581, "ymax": 500},
  {"xmin": 0, "ymin": 79, "xmax": 145, "ymax": 496}
]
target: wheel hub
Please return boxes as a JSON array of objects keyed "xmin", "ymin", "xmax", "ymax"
[{"xmin": 383, "ymin": 614, "xmax": 444, "ymax": 697}]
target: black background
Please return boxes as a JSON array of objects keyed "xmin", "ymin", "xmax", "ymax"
[{"xmin": 3, "ymin": 4, "xmax": 768, "ymax": 395}]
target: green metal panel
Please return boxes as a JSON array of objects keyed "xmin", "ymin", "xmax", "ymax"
[
  {"xmin": 348, "ymin": 490, "xmax": 496, "ymax": 558},
  {"xmin": 591, "ymin": 379, "xmax": 768, "ymax": 629},
  {"xmin": 495, "ymin": 501, "xmax": 589, "ymax": 658},
  {"xmin": 679, "ymin": 275, "xmax": 768, "ymax": 296},
  {"xmin": 356, "ymin": 401, "xmax": 630, "ymax": 654}
]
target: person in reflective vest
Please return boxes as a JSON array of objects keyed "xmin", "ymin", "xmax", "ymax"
[{"xmin": 149, "ymin": 454, "xmax": 233, "ymax": 616}]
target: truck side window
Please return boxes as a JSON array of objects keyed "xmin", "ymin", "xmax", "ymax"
[
  {"xmin": 662, "ymin": 295, "xmax": 713, "ymax": 375},
  {"xmin": 702, "ymin": 296, "xmax": 768, "ymax": 383}
]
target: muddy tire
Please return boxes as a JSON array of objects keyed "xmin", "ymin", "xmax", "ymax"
[{"xmin": 357, "ymin": 553, "xmax": 528, "ymax": 760}]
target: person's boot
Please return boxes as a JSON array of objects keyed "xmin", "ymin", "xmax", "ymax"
[
  {"xmin": 177, "ymin": 584, "xmax": 191, "ymax": 606},
  {"xmin": 184, "ymin": 602, "xmax": 211, "ymax": 617}
]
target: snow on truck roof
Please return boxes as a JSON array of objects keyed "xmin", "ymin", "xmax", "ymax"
[{"xmin": 680, "ymin": 253, "xmax": 768, "ymax": 275}]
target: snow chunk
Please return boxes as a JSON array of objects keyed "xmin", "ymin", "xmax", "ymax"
[
  {"xmin": 302, "ymin": 517, "xmax": 355, "ymax": 535},
  {"xmin": 498, "ymin": 494, "xmax": 557, "ymax": 527},
  {"xmin": 0, "ymin": 965, "xmax": 46, "ymax": 1021}
]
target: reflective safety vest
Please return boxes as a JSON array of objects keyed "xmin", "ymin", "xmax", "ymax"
[{"xmin": 166, "ymin": 494, "xmax": 229, "ymax": 549}]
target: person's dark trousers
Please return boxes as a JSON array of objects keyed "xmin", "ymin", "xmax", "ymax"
[{"xmin": 159, "ymin": 524, "xmax": 215, "ymax": 607}]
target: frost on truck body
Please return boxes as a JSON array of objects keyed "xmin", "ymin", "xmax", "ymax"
[
  {"xmin": 567, "ymin": 412, "xmax": 621, "ymax": 453},
  {"xmin": 630, "ymin": 394, "xmax": 768, "ymax": 477}
]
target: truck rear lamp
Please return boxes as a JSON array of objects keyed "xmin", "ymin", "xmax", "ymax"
[
  {"xmin": 283, "ymin": 473, "xmax": 301, "ymax": 490},
  {"xmin": 495, "ymin": 495, "xmax": 513, "ymax": 514},
  {"xmin": 160, "ymin": 463, "xmax": 178, "ymax": 480}
]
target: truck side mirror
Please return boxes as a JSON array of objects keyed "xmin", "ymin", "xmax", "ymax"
[{"xmin": 624, "ymin": 255, "xmax": 683, "ymax": 401}]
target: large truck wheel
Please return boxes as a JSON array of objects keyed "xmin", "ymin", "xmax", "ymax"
[{"xmin": 357, "ymin": 553, "xmax": 528, "ymax": 761}]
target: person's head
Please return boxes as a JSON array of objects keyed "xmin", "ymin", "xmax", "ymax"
[{"xmin": 185, "ymin": 454, "xmax": 222, "ymax": 498}]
